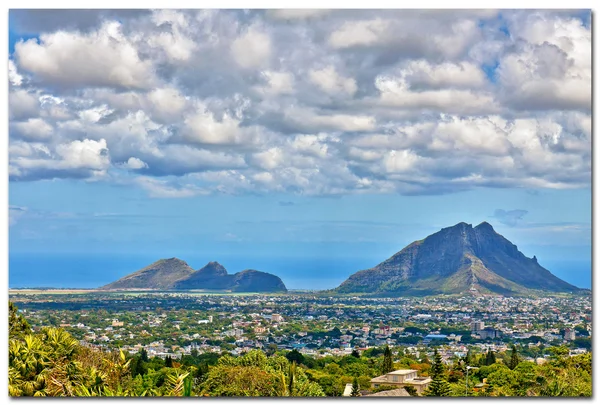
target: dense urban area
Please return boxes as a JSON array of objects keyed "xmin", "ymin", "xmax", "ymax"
[{"xmin": 8, "ymin": 291, "xmax": 592, "ymax": 397}]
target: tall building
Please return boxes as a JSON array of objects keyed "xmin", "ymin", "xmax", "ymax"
[{"xmin": 471, "ymin": 320, "xmax": 484, "ymax": 332}]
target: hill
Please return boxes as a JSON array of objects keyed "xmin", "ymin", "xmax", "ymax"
[
  {"xmin": 335, "ymin": 222, "xmax": 580, "ymax": 296},
  {"xmin": 99, "ymin": 259, "xmax": 287, "ymax": 292},
  {"xmin": 99, "ymin": 258, "xmax": 195, "ymax": 290}
]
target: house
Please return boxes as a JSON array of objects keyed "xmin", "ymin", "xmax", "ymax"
[
  {"xmin": 112, "ymin": 319, "xmax": 124, "ymax": 327},
  {"xmin": 365, "ymin": 388, "xmax": 410, "ymax": 397},
  {"xmin": 370, "ymin": 370, "xmax": 431, "ymax": 395}
]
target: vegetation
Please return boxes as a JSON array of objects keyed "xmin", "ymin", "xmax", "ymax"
[{"xmin": 8, "ymin": 302, "xmax": 591, "ymax": 397}]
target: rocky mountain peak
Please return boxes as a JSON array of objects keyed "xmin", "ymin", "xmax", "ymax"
[
  {"xmin": 198, "ymin": 261, "xmax": 228, "ymax": 276},
  {"xmin": 335, "ymin": 221, "xmax": 579, "ymax": 296}
]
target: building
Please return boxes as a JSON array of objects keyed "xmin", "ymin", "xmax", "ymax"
[
  {"xmin": 365, "ymin": 388, "xmax": 410, "ymax": 397},
  {"xmin": 342, "ymin": 383, "xmax": 353, "ymax": 397},
  {"xmin": 424, "ymin": 334, "xmax": 447, "ymax": 344},
  {"xmin": 471, "ymin": 321, "xmax": 485, "ymax": 332},
  {"xmin": 564, "ymin": 328, "xmax": 576, "ymax": 341},
  {"xmin": 112, "ymin": 319, "xmax": 124, "ymax": 327},
  {"xmin": 478, "ymin": 328, "xmax": 502, "ymax": 340},
  {"xmin": 271, "ymin": 314, "xmax": 284, "ymax": 323},
  {"xmin": 370, "ymin": 370, "xmax": 432, "ymax": 395}
]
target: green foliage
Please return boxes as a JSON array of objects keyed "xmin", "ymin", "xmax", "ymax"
[
  {"xmin": 9, "ymin": 302, "xmax": 31, "ymax": 339},
  {"xmin": 507, "ymin": 345, "xmax": 520, "ymax": 370},
  {"xmin": 484, "ymin": 350, "xmax": 496, "ymax": 366},
  {"xmin": 350, "ymin": 377, "xmax": 360, "ymax": 396},
  {"xmin": 424, "ymin": 348, "xmax": 451, "ymax": 397},
  {"xmin": 380, "ymin": 345, "xmax": 394, "ymax": 375},
  {"xmin": 285, "ymin": 349, "xmax": 304, "ymax": 365}
]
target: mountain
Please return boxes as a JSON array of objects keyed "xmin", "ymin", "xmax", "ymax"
[
  {"xmin": 100, "ymin": 259, "xmax": 287, "ymax": 292},
  {"xmin": 100, "ymin": 258, "xmax": 195, "ymax": 290},
  {"xmin": 335, "ymin": 222, "xmax": 580, "ymax": 296}
]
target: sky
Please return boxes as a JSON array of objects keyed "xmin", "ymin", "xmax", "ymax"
[{"xmin": 8, "ymin": 9, "xmax": 592, "ymax": 289}]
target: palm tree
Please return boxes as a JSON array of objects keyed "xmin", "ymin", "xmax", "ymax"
[{"xmin": 9, "ymin": 335, "xmax": 51, "ymax": 396}]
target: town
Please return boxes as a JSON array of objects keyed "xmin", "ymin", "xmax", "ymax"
[{"xmin": 10, "ymin": 291, "xmax": 591, "ymax": 364}]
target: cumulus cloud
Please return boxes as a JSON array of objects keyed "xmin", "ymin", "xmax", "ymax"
[
  {"xmin": 15, "ymin": 21, "xmax": 156, "ymax": 89},
  {"xmin": 8, "ymin": 9, "xmax": 591, "ymax": 197},
  {"xmin": 11, "ymin": 118, "xmax": 53, "ymax": 141},
  {"xmin": 308, "ymin": 66, "xmax": 357, "ymax": 96},
  {"xmin": 9, "ymin": 60, "xmax": 24, "ymax": 86},
  {"xmin": 10, "ymin": 138, "xmax": 110, "ymax": 180},
  {"xmin": 122, "ymin": 157, "xmax": 149, "ymax": 170},
  {"xmin": 230, "ymin": 26, "xmax": 271, "ymax": 69}
]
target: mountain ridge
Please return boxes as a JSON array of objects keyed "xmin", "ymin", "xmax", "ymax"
[{"xmin": 99, "ymin": 259, "xmax": 287, "ymax": 292}]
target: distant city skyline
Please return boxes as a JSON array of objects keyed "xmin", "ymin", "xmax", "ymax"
[{"xmin": 8, "ymin": 10, "xmax": 591, "ymax": 289}]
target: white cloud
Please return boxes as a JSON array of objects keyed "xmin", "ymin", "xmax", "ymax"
[
  {"xmin": 267, "ymin": 9, "xmax": 331, "ymax": 20},
  {"xmin": 308, "ymin": 66, "xmax": 357, "ymax": 96},
  {"xmin": 7, "ymin": 10, "xmax": 591, "ymax": 197},
  {"xmin": 283, "ymin": 107, "xmax": 376, "ymax": 132},
  {"xmin": 11, "ymin": 118, "xmax": 53, "ymax": 141},
  {"xmin": 328, "ymin": 18, "xmax": 390, "ymax": 49},
  {"xmin": 498, "ymin": 13, "xmax": 591, "ymax": 111},
  {"xmin": 9, "ymin": 60, "xmax": 23, "ymax": 86},
  {"xmin": 230, "ymin": 26, "xmax": 271, "ymax": 69},
  {"xmin": 10, "ymin": 138, "xmax": 110, "ymax": 180},
  {"xmin": 147, "ymin": 10, "xmax": 196, "ymax": 63},
  {"xmin": 400, "ymin": 60, "xmax": 487, "ymax": 89},
  {"xmin": 181, "ymin": 107, "xmax": 245, "ymax": 146},
  {"xmin": 257, "ymin": 71, "xmax": 295, "ymax": 95},
  {"xmin": 373, "ymin": 75, "xmax": 499, "ymax": 114},
  {"xmin": 122, "ymin": 157, "xmax": 148, "ymax": 170},
  {"xmin": 147, "ymin": 87, "xmax": 188, "ymax": 122},
  {"xmin": 15, "ymin": 21, "xmax": 156, "ymax": 89},
  {"xmin": 9, "ymin": 89, "xmax": 39, "ymax": 120}
]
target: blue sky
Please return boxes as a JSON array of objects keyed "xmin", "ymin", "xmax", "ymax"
[{"xmin": 8, "ymin": 10, "xmax": 591, "ymax": 289}]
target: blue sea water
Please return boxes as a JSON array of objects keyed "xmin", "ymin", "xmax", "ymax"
[{"xmin": 8, "ymin": 253, "xmax": 591, "ymax": 290}]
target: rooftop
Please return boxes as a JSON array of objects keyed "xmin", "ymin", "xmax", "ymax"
[
  {"xmin": 387, "ymin": 369, "xmax": 418, "ymax": 375},
  {"xmin": 365, "ymin": 388, "xmax": 410, "ymax": 397}
]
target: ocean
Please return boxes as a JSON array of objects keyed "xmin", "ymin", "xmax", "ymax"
[{"xmin": 8, "ymin": 252, "xmax": 591, "ymax": 291}]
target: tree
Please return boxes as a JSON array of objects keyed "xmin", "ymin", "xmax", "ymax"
[
  {"xmin": 430, "ymin": 348, "xmax": 444, "ymax": 377},
  {"xmin": 485, "ymin": 350, "xmax": 496, "ymax": 366},
  {"xmin": 351, "ymin": 349, "xmax": 360, "ymax": 358},
  {"xmin": 285, "ymin": 349, "xmax": 304, "ymax": 365},
  {"xmin": 140, "ymin": 349, "xmax": 149, "ymax": 363},
  {"xmin": 380, "ymin": 346, "xmax": 394, "ymax": 375},
  {"xmin": 165, "ymin": 356, "xmax": 173, "ymax": 368},
  {"xmin": 508, "ymin": 345, "xmax": 520, "ymax": 370},
  {"xmin": 9, "ymin": 302, "xmax": 31, "ymax": 339},
  {"xmin": 424, "ymin": 348, "xmax": 451, "ymax": 397},
  {"xmin": 404, "ymin": 386, "xmax": 418, "ymax": 396},
  {"xmin": 350, "ymin": 377, "xmax": 361, "ymax": 397},
  {"xmin": 464, "ymin": 349, "xmax": 472, "ymax": 366}
]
